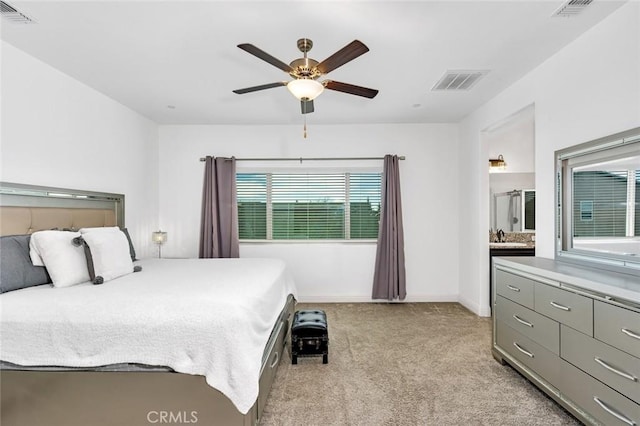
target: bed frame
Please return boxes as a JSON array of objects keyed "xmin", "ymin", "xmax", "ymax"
[{"xmin": 0, "ymin": 182, "xmax": 294, "ymax": 426}]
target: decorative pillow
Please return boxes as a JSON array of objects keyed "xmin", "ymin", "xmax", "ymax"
[
  {"xmin": 78, "ymin": 226, "xmax": 120, "ymax": 234},
  {"xmin": 0, "ymin": 235, "xmax": 51, "ymax": 293},
  {"xmin": 76, "ymin": 229, "xmax": 133, "ymax": 284},
  {"xmin": 29, "ymin": 231, "xmax": 90, "ymax": 288},
  {"xmin": 29, "ymin": 236, "xmax": 46, "ymax": 267},
  {"xmin": 28, "ymin": 227, "xmax": 77, "ymax": 266},
  {"xmin": 121, "ymin": 228, "xmax": 137, "ymax": 261},
  {"xmin": 80, "ymin": 227, "xmax": 137, "ymax": 261}
]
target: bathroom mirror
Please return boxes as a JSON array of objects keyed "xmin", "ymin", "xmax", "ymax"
[
  {"xmin": 492, "ymin": 189, "xmax": 535, "ymax": 232},
  {"xmin": 556, "ymin": 126, "xmax": 640, "ymax": 273},
  {"xmin": 490, "ymin": 173, "xmax": 535, "ymax": 232}
]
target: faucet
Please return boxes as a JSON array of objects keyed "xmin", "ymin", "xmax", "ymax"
[{"xmin": 496, "ymin": 229, "xmax": 505, "ymax": 243}]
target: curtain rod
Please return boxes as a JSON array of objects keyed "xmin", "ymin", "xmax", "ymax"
[{"xmin": 199, "ymin": 156, "xmax": 405, "ymax": 162}]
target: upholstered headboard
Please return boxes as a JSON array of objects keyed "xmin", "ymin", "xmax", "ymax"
[{"xmin": 0, "ymin": 182, "xmax": 124, "ymax": 237}]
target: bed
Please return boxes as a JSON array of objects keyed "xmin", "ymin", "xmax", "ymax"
[{"xmin": 0, "ymin": 182, "xmax": 297, "ymax": 426}]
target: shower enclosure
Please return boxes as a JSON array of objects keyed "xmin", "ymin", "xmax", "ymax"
[{"xmin": 492, "ymin": 189, "xmax": 535, "ymax": 232}]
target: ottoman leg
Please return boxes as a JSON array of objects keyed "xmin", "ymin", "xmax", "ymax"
[
  {"xmin": 292, "ymin": 355, "xmax": 297, "ymax": 365},
  {"xmin": 323, "ymin": 354, "xmax": 328, "ymax": 364}
]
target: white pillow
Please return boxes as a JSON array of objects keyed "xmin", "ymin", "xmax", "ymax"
[
  {"xmin": 29, "ymin": 231, "xmax": 90, "ymax": 288},
  {"xmin": 81, "ymin": 230, "xmax": 133, "ymax": 283},
  {"xmin": 79, "ymin": 226, "xmax": 120, "ymax": 234},
  {"xmin": 29, "ymin": 238, "xmax": 45, "ymax": 266},
  {"xmin": 29, "ymin": 227, "xmax": 121, "ymax": 266}
]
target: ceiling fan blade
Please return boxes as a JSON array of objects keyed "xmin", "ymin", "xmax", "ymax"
[
  {"xmin": 237, "ymin": 44, "xmax": 293, "ymax": 73},
  {"xmin": 233, "ymin": 82, "xmax": 287, "ymax": 94},
  {"xmin": 316, "ymin": 40, "xmax": 369, "ymax": 74},
  {"xmin": 324, "ymin": 80, "xmax": 379, "ymax": 99},
  {"xmin": 301, "ymin": 99, "xmax": 314, "ymax": 114}
]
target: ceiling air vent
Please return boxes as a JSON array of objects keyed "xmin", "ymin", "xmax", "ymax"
[
  {"xmin": 552, "ymin": 0, "xmax": 593, "ymax": 17},
  {"xmin": 1, "ymin": 1, "xmax": 36, "ymax": 24},
  {"xmin": 431, "ymin": 70, "xmax": 489, "ymax": 91}
]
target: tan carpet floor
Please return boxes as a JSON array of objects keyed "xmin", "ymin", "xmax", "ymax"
[{"xmin": 260, "ymin": 302, "xmax": 581, "ymax": 426}]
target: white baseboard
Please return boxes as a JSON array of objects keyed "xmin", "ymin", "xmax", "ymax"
[
  {"xmin": 298, "ymin": 294, "xmax": 492, "ymax": 317},
  {"xmin": 457, "ymin": 295, "xmax": 492, "ymax": 317},
  {"xmin": 297, "ymin": 294, "xmax": 459, "ymax": 304}
]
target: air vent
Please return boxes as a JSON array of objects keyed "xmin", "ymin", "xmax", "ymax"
[
  {"xmin": 431, "ymin": 70, "xmax": 489, "ymax": 91},
  {"xmin": 1, "ymin": 1, "xmax": 36, "ymax": 24},
  {"xmin": 552, "ymin": 0, "xmax": 593, "ymax": 17}
]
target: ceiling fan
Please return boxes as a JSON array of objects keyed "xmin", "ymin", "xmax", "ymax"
[{"xmin": 233, "ymin": 38, "xmax": 378, "ymax": 115}]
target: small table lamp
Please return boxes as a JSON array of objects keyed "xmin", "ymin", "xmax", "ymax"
[{"xmin": 152, "ymin": 230, "xmax": 167, "ymax": 258}]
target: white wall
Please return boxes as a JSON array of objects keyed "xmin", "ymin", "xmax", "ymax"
[
  {"xmin": 487, "ymin": 105, "xmax": 535, "ymax": 174},
  {"xmin": 0, "ymin": 41, "xmax": 160, "ymax": 258},
  {"xmin": 458, "ymin": 2, "xmax": 640, "ymax": 317},
  {"xmin": 159, "ymin": 123, "xmax": 460, "ymax": 302}
]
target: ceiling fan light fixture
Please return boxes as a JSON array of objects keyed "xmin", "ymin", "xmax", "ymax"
[{"xmin": 287, "ymin": 79, "xmax": 324, "ymax": 101}]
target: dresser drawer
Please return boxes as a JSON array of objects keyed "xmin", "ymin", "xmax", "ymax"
[
  {"xmin": 495, "ymin": 269, "xmax": 535, "ymax": 309},
  {"xmin": 496, "ymin": 295, "xmax": 560, "ymax": 354},
  {"xmin": 497, "ymin": 321, "xmax": 562, "ymax": 389},
  {"xmin": 561, "ymin": 325, "xmax": 640, "ymax": 405},
  {"xmin": 594, "ymin": 301, "xmax": 640, "ymax": 359},
  {"xmin": 535, "ymin": 284, "xmax": 593, "ymax": 336},
  {"xmin": 560, "ymin": 358, "xmax": 640, "ymax": 426}
]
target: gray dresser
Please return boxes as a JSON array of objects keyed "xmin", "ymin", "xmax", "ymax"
[{"xmin": 492, "ymin": 257, "xmax": 640, "ymax": 426}]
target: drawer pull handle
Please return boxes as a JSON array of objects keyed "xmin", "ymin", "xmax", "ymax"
[
  {"xmin": 549, "ymin": 301, "xmax": 570, "ymax": 311},
  {"xmin": 513, "ymin": 315, "xmax": 533, "ymax": 328},
  {"xmin": 594, "ymin": 357, "xmax": 638, "ymax": 382},
  {"xmin": 506, "ymin": 285, "xmax": 521, "ymax": 292},
  {"xmin": 593, "ymin": 396, "xmax": 636, "ymax": 426},
  {"xmin": 621, "ymin": 328, "xmax": 640, "ymax": 341},
  {"xmin": 513, "ymin": 342, "xmax": 534, "ymax": 358},
  {"xmin": 270, "ymin": 351, "xmax": 280, "ymax": 368}
]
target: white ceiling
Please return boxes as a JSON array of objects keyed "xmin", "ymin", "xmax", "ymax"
[{"xmin": 1, "ymin": 1, "xmax": 628, "ymax": 125}]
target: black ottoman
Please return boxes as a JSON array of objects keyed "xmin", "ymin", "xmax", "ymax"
[{"xmin": 291, "ymin": 310, "xmax": 329, "ymax": 364}]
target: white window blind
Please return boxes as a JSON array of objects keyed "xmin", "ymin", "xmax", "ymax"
[
  {"xmin": 237, "ymin": 174, "xmax": 267, "ymax": 239},
  {"xmin": 573, "ymin": 171, "xmax": 628, "ymax": 237},
  {"xmin": 349, "ymin": 173, "xmax": 382, "ymax": 239},
  {"xmin": 237, "ymin": 172, "xmax": 381, "ymax": 240},
  {"xmin": 636, "ymin": 170, "xmax": 640, "ymax": 235}
]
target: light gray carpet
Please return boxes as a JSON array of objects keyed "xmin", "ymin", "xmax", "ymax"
[{"xmin": 260, "ymin": 303, "xmax": 581, "ymax": 426}]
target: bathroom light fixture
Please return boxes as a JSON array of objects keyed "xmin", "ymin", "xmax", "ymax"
[
  {"xmin": 152, "ymin": 230, "xmax": 167, "ymax": 258},
  {"xmin": 286, "ymin": 79, "xmax": 324, "ymax": 101},
  {"xmin": 489, "ymin": 154, "xmax": 507, "ymax": 172}
]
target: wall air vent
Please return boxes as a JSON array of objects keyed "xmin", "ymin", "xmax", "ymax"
[
  {"xmin": 1, "ymin": 1, "xmax": 36, "ymax": 24},
  {"xmin": 431, "ymin": 70, "xmax": 489, "ymax": 91},
  {"xmin": 552, "ymin": 0, "xmax": 593, "ymax": 17}
]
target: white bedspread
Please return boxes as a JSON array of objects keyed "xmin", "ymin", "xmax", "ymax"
[{"xmin": 0, "ymin": 258, "xmax": 297, "ymax": 414}]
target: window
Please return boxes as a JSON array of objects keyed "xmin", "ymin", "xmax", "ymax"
[
  {"xmin": 556, "ymin": 127, "xmax": 640, "ymax": 273},
  {"xmin": 523, "ymin": 190, "xmax": 536, "ymax": 231},
  {"xmin": 635, "ymin": 169, "xmax": 640, "ymax": 236},
  {"xmin": 579, "ymin": 200, "xmax": 593, "ymax": 222},
  {"xmin": 573, "ymin": 171, "xmax": 627, "ymax": 235},
  {"xmin": 237, "ymin": 172, "xmax": 381, "ymax": 240}
]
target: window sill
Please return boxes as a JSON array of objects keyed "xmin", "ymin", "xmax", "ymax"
[{"xmin": 240, "ymin": 239, "xmax": 377, "ymax": 244}]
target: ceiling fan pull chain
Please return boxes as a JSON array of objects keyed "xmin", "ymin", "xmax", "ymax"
[{"xmin": 303, "ymin": 115, "xmax": 308, "ymax": 139}]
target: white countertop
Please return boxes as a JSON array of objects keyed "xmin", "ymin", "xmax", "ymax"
[{"xmin": 489, "ymin": 242, "xmax": 531, "ymax": 248}]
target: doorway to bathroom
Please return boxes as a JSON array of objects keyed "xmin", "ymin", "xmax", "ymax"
[{"xmin": 485, "ymin": 104, "xmax": 536, "ymax": 310}]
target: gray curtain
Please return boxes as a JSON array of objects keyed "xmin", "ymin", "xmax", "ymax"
[
  {"xmin": 199, "ymin": 156, "xmax": 240, "ymax": 258},
  {"xmin": 372, "ymin": 154, "xmax": 406, "ymax": 300}
]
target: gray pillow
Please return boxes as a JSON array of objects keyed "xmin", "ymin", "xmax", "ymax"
[{"xmin": 0, "ymin": 235, "xmax": 51, "ymax": 293}]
